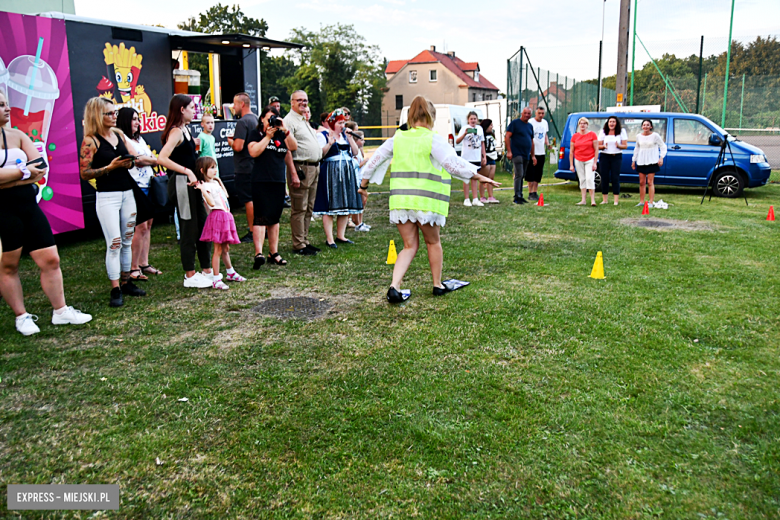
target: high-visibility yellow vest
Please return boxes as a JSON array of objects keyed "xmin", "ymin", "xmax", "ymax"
[{"xmin": 390, "ymin": 127, "xmax": 451, "ymax": 216}]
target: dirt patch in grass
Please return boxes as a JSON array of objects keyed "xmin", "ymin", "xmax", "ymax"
[{"xmin": 621, "ymin": 217, "xmax": 715, "ymax": 231}]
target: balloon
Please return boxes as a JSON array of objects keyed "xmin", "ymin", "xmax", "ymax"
[{"xmin": 42, "ymin": 186, "xmax": 54, "ymax": 201}]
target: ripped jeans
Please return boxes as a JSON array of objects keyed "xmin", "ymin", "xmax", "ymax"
[{"xmin": 96, "ymin": 190, "xmax": 137, "ymax": 281}]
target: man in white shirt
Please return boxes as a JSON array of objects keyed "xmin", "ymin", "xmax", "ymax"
[{"xmin": 527, "ymin": 106, "xmax": 549, "ymax": 201}]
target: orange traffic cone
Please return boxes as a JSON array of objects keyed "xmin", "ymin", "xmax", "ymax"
[
  {"xmin": 537, "ymin": 193, "xmax": 544, "ymax": 206},
  {"xmin": 641, "ymin": 201, "xmax": 649, "ymax": 215},
  {"xmin": 768, "ymin": 206, "xmax": 775, "ymax": 221}
]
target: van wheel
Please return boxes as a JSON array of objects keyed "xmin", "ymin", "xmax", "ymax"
[
  {"xmin": 594, "ymin": 170, "xmax": 602, "ymax": 191},
  {"xmin": 712, "ymin": 169, "xmax": 744, "ymax": 198}
]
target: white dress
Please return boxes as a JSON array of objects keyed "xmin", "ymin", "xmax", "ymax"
[{"xmin": 361, "ymin": 133, "xmax": 479, "ymax": 227}]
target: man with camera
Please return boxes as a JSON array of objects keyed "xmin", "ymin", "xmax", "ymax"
[
  {"xmin": 283, "ymin": 90, "xmax": 323, "ymax": 256},
  {"xmin": 227, "ymin": 92, "xmax": 258, "ymax": 242}
]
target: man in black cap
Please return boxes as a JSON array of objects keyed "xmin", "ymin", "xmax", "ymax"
[{"xmin": 269, "ymin": 96, "xmax": 281, "ymax": 113}]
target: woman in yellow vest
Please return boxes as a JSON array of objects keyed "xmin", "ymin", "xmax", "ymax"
[{"xmin": 359, "ymin": 95, "xmax": 500, "ymax": 303}]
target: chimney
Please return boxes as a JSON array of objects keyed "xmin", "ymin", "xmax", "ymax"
[
  {"xmin": 446, "ymin": 51, "xmax": 455, "ymax": 58},
  {"xmin": 430, "ymin": 45, "xmax": 436, "ymax": 52}
]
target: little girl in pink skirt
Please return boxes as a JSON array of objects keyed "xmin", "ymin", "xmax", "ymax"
[{"xmin": 195, "ymin": 157, "xmax": 245, "ymax": 289}]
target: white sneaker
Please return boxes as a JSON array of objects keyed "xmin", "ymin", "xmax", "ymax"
[
  {"xmin": 183, "ymin": 272, "xmax": 213, "ymax": 288},
  {"xmin": 636, "ymin": 202, "xmax": 645, "ymax": 207},
  {"xmin": 648, "ymin": 202, "xmax": 655, "ymax": 208},
  {"xmin": 463, "ymin": 198, "xmax": 472, "ymax": 207},
  {"xmin": 471, "ymin": 198, "xmax": 484, "ymax": 207},
  {"xmin": 52, "ymin": 306, "xmax": 93, "ymax": 326},
  {"xmin": 355, "ymin": 223, "xmax": 370, "ymax": 232},
  {"xmin": 15, "ymin": 313, "xmax": 40, "ymax": 336}
]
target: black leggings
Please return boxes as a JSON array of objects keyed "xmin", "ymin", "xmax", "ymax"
[{"xmin": 599, "ymin": 153, "xmax": 622, "ymax": 195}]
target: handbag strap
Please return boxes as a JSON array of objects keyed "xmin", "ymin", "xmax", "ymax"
[{"xmin": 0, "ymin": 128, "xmax": 7, "ymax": 168}]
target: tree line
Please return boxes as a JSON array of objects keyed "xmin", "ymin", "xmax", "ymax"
[{"xmin": 177, "ymin": 4, "xmax": 387, "ymax": 125}]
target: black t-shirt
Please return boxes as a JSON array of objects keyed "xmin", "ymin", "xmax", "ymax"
[
  {"xmin": 93, "ymin": 133, "xmax": 137, "ymax": 192},
  {"xmin": 248, "ymin": 129, "xmax": 288, "ymax": 183},
  {"xmin": 233, "ymin": 113, "xmax": 259, "ymax": 174}
]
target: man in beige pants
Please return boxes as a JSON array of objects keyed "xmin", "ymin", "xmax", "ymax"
[{"xmin": 283, "ymin": 90, "xmax": 323, "ymax": 255}]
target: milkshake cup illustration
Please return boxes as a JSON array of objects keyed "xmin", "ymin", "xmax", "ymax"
[
  {"xmin": 0, "ymin": 57, "xmax": 8, "ymax": 101},
  {"xmin": 7, "ymin": 39, "xmax": 60, "ymax": 202},
  {"xmin": 7, "ymin": 53, "xmax": 60, "ymax": 155}
]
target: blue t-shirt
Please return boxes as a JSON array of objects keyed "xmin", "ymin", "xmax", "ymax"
[{"xmin": 506, "ymin": 118, "xmax": 534, "ymax": 159}]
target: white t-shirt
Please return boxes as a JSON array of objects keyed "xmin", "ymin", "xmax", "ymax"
[
  {"xmin": 128, "ymin": 136, "xmax": 155, "ymax": 189},
  {"xmin": 200, "ymin": 180, "xmax": 230, "ymax": 212},
  {"xmin": 530, "ymin": 118, "xmax": 548, "ymax": 156},
  {"xmin": 598, "ymin": 129, "xmax": 628, "ymax": 154},
  {"xmin": 457, "ymin": 124, "xmax": 484, "ymax": 162}
]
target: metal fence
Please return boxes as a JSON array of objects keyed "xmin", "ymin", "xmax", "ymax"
[{"xmin": 507, "ymin": 47, "xmax": 617, "ymax": 143}]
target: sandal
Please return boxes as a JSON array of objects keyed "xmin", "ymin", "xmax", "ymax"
[
  {"xmin": 253, "ymin": 253, "xmax": 266, "ymax": 270},
  {"xmin": 128, "ymin": 268, "xmax": 148, "ymax": 281},
  {"xmin": 140, "ymin": 264, "xmax": 162, "ymax": 275},
  {"xmin": 268, "ymin": 252, "xmax": 288, "ymax": 266}
]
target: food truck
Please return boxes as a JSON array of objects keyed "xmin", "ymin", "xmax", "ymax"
[{"xmin": 0, "ymin": 10, "xmax": 300, "ymax": 235}]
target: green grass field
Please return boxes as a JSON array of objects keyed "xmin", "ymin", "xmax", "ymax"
[{"xmin": 2, "ymin": 165, "xmax": 779, "ymax": 519}]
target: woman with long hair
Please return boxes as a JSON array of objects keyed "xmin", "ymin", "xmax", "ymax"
[
  {"xmin": 247, "ymin": 106, "xmax": 298, "ymax": 268},
  {"xmin": 359, "ymin": 95, "xmax": 501, "ymax": 303},
  {"xmin": 478, "ymin": 118, "xmax": 499, "ymax": 203},
  {"xmin": 313, "ymin": 109, "xmax": 363, "ymax": 248},
  {"xmin": 157, "ymin": 94, "xmax": 213, "ymax": 288},
  {"xmin": 632, "ymin": 119, "xmax": 667, "ymax": 208},
  {"xmin": 117, "ymin": 107, "xmax": 162, "ymax": 279},
  {"xmin": 598, "ymin": 116, "xmax": 627, "ymax": 205},
  {"xmin": 79, "ymin": 97, "xmax": 148, "ymax": 307},
  {"xmin": 0, "ymin": 90, "xmax": 92, "ymax": 335}
]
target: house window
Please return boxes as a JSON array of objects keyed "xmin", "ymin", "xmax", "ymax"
[
  {"xmin": 409, "ymin": 70, "xmax": 417, "ymax": 83},
  {"xmin": 472, "ymin": 93, "xmax": 477, "ymax": 102},
  {"xmin": 475, "ymin": 70, "xmax": 480, "ymax": 82},
  {"xmin": 486, "ymin": 94, "xmax": 492, "ymax": 100},
  {"xmin": 395, "ymin": 95, "xmax": 403, "ymax": 110},
  {"xmin": 429, "ymin": 70, "xmax": 437, "ymax": 82}
]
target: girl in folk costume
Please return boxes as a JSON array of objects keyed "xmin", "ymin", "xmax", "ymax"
[
  {"xmin": 359, "ymin": 96, "xmax": 501, "ymax": 303},
  {"xmin": 313, "ymin": 109, "xmax": 364, "ymax": 248},
  {"xmin": 194, "ymin": 157, "xmax": 245, "ymax": 290}
]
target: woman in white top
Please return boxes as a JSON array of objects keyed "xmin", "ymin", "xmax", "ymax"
[
  {"xmin": 598, "ymin": 116, "xmax": 627, "ymax": 206},
  {"xmin": 359, "ymin": 95, "xmax": 500, "ymax": 303},
  {"xmin": 455, "ymin": 111, "xmax": 486, "ymax": 207},
  {"xmin": 118, "ymin": 107, "xmax": 161, "ymax": 280},
  {"xmin": 632, "ymin": 119, "xmax": 667, "ymax": 208}
]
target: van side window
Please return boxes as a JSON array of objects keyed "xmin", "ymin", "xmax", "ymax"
[
  {"xmin": 621, "ymin": 118, "xmax": 667, "ymax": 142},
  {"xmin": 674, "ymin": 119, "xmax": 712, "ymax": 146}
]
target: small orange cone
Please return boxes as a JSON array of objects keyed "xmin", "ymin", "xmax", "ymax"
[
  {"xmin": 641, "ymin": 201, "xmax": 649, "ymax": 215},
  {"xmin": 768, "ymin": 206, "xmax": 775, "ymax": 221},
  {"xmin": 537, "ymin": 193, "xmax": 544, "ymax": 206}
]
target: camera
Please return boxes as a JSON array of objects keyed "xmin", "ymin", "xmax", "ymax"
[{"xmin": 269, "ymin": 115, "xmax": 283, "ymax": 127}]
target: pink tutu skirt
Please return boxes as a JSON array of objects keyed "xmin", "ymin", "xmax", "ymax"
[{"xmin": 200, "ymin": 209, "xmax": 240, "ymax": 244}]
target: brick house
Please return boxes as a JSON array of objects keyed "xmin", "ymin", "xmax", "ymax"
[{"xmin": 381, "ymin": 46, "xmax": 499, "ymax": 129}]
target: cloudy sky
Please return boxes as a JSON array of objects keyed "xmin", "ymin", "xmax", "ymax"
[{"xmin": 73, "ymin": 0, "xmax": 779, "ymax": 90}]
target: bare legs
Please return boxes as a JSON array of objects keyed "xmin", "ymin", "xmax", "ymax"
[
  {"xmin": 639, "ymin": 173, "xmax": 655, "ymax": 204},
  {"xmin": 212, "ymin": 242, "xmax": 224, "ymax": 277},
  {"xmin": 131, "ymin": 218, "xmax": 153, "ymax": 272},
  {"xmin": 390, "ymin": 222, "xmax": 443, "ymax": 290},
  {"xmin": 322, "ymin": 215, "xmax": 348, "ymax": 244},
  {"xmin": 463, "ymin": 178, "xmax": 479, "ymax": 200},
  {"xmin": 245, "ymin": 201, "xmax": 254, "ymax": 232},
  {"xmin": 253, "ymin": 223, "xmax": 280, "ymax": 256},
  {"xmin": 478, "ymin": 164, "xmax": 497, "ymax": 199},
  {"xmin": 0, "ymin": 245, "xmax": 66, "ymax": 317}
]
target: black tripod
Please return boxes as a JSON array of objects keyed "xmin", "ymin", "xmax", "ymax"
[{"xmin": 701, "ymin": 134, "xmax": 748, "ymax": 206}]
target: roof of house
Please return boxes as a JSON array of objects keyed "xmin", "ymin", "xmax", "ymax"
[{"xmin": 386, "ymin": 50, "xmax": 498, "ymax": 91}]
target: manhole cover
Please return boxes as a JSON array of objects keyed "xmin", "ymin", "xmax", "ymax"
[
  {"xmin": 251, "ymin": 297, "xmax": 330, "ymax": 320},
  {"xmin": 634, "ymin": 219, "xmax": 675, "ymax": 228}
]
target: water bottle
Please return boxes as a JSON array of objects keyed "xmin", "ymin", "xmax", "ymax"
[{"xmin": 16, "ymin": 159, "xmax": 31, "ymax": 178}]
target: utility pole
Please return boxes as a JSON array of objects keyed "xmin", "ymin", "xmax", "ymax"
[
  {"xmin": 615, "ymin": 0, "xmax": 631, "ymax": 107},
  {"xmin": 721, "ymin": 0, "xmax": 736, "ymax": 127},
  {"xmin": 597, "ymin": 0, "xmax": 606, "ymax": 111},
  {"xmin": 630, "ymin": 0, "xmax": 638, "ymax": 105}
]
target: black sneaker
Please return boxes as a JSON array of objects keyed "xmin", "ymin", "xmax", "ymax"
[
  {"xmin": 387, "ymin": 287, "xmax": 406, "ymax": 304},
  {"xmin": 518, "ymin": 197, "xmax": 529, "ymax": 204},
  {"xmin": 305, "ymin": 244, "xmax": 321, "ymax": 253},
  {"xmin": 121, "ymin": 280, "xmax": 146, "ymax": 297},
  {"xmin": 240, "ymin": 231, "xmax": 254, "ymax": 243},
  {"xmin": 109, "ymin": 287, "xmax": 123, "ymax": 307},
  {"xmin": 529, "ymin": 193, "xmax": 538, "ymax": 201},
  {"xmin": 293, "ymin": 247, "xmax": 317, "ymax": 256}
]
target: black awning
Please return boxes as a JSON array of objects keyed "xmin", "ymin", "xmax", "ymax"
[{"xmin": 169, "ymin": 33, "xmax": 302, "ymax": 53}]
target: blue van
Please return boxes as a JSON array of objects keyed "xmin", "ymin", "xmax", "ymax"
[{"xmin": 554, "ymin": 112, "xmax": 772, "ymax": 197}]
